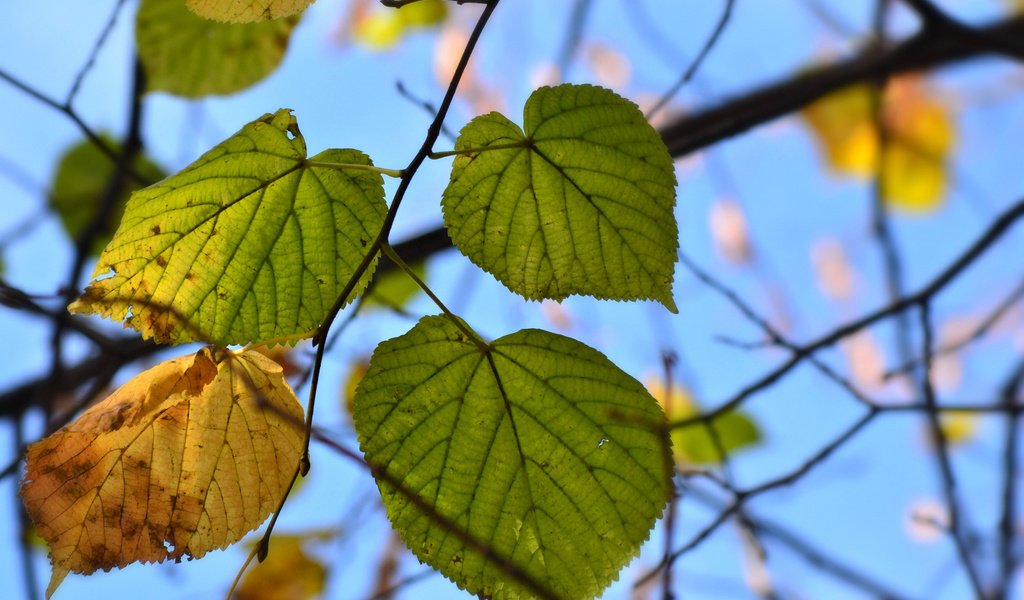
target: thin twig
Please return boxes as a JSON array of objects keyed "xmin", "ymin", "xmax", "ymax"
[
  {"xmin": 916, "ymin": 302, "xmax": 985, "ymax": 597},
  {"xmin": 646, "ymin": 0, "xmax": 733, "ymax": 121}
]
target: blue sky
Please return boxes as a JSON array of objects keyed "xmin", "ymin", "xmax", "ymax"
[{"xmin": 2, "ymin": 1, "xmax": 1024, "ymax": 598}]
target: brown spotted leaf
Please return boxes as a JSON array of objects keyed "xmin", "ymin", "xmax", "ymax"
[{"xmin": 20, "ymin": 348, "xmax": 304, "ymax": 597}]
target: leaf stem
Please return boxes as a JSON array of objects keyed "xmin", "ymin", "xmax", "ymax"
[
  {"xmin": 304, "ymin": 160, "xmax": 404, "ymax": 178},
  {"xmin": 381, "ymin": 244, "xmax": 489, "ymax": 352},
  {"xmin": 428, "ymin": 140, "xmax": 530, "ymax": 159},
  {"xmin": 225, "ymin": 543, "xmax": 260, "ymax": 600}
]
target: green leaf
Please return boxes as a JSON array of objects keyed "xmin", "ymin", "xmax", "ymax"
[
  {"xmin": 363, "ymin": 262, "xmax": 425, "ymax": 310},
  {"xmin": 69, "ymin": 109, "xmax": 386, "ymax": 346},
  {"xmin": 51, "ymin": 134, "xmax": 165, "ymax": 256},
  {"xmin": 442, "ymin": 83, "xmax": 679, "ymax": 312},
  {"xmin": 353, "ymin": 315, "xmax": 672, "ymax": 599},
  {"xmin": 674, "ymin": 412, "xmax": 760, "ymax": 465},
  {"xmin": 136, "ymin": 0, "xmax": 298, "ymax": 98},
  {"xmin": 186, "ymin": 0, "xmax": 313, "ymax": 23},
  {"xmin": 651, "ymin": 381, "xmax": 761, "ymax": 465}
]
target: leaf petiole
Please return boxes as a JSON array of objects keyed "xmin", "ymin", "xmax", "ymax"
[
  {"xmin": 381, "ymin": 243, "xmax": 489, "ymax": 352},
  {"xmin": 428, "ymin": 140, "xmax": 531, "ymax": 160},
  {"xmin": 304, "ymin": 159, "xmax": 404, "ymax": 178}
]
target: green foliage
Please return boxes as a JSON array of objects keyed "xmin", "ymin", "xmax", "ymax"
[
  {"xmin": 442, "ymin": 84, "xmax": 679, "ymax": 312},
  {"xmin": 352, "ymin": 315, "xmax": 673, "ymax": 598},
  {"xmin": 136, "ymin": 0, "xmax": 299, "ymax": 98},
  {"xmin": 51, "ymin": 134, "xmax": 165, "ymax": 256},
  {"xmin": 363, "ymin": 262, "xmax": 426, "ymax": 310},
  {"xmin": 69, "ymin": 109, "xmax": 386, "ymax": 346},
  {"xmin": 674, "ymin": 411, "xmax": 760, "ymax": 464},
  {"xmin": 44, "ymin": 4, "xmax": 685, "ymax": 593}
]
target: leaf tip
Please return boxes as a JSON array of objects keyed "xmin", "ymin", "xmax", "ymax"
[
  {"xmin": 46, "ymin": 565, "xmax": 69, "ymax": 599},
  {"xmin": 661, "ymin": 294, "xmax": 679, "ymax": 314}
]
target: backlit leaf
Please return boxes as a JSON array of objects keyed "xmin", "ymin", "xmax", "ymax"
[
  {"xmin": 51, "ymin": 134, "xmax": 165, "ymax": 256},
  {"xmin": 363, "ymin": 262, "xmax": 425, "ymax": 310},
  {"xmin": 137, "ymin": 0, "xmax": 298, "ymax": 98},
  {"xmin": 186, "ymin": 0, "xmax": 313, "ymax": 23},
  {"xmin": 235, "ymin": 534, "xmax": 327, "ymax": 600},
  {"xmin": 21, "ymin": 348, "xmax": 304, "ymax": 597},
  {"xmin": 69, "ymin": 109, "xmax": 386, "ymax": 346},
  {"xmin": 801, "ymin": 76, "xmax": 955, "ymax": 213},
  {"xmin": 353, "ymin": 315, "xmax": 672, "ymax": 599},
  {"xmin": 351, "ymin": 0, "xmax": 448, "ymax": 51},
  {"xmin": 649, "ymin": 379, "xmax": 760, "ymax": 465},
  {"xmin": 442, "ymin": 84, "xmax": 679, "ymax": 312}
]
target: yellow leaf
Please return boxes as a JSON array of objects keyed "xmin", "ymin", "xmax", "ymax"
[
  {"xmin": 341, "ymin": 358, "xmax": 368, "ymax": 422},
  {"xmin": 20, "ymin": 348, "xmax": 304, "ymax": 597},
  {"xmin": 801, "ymin": 75, "xmax": 955, "ymax": 213},
  {"xmin": 939, "ymin": 410, "xmax": 978, "ymax": 446},
  {"xmin": 352, "ymin": 0, "xmax": 448, "ymax": 50},
  {"xmin": 235, "ymin": 535, "xmax": 326, "ymax": 600},
  {"xmin": 186, "ymin": 0, "xmax": 313, "ymax": 23},
  {"xmin": 801, "ymin": 84, "xmax": 877, "ymax": 177}
]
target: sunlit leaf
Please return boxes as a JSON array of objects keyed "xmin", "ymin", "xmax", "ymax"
[
  {"xmin": 364, "ymin": 263, "xmax": 425, "ymax": 310},
  {"xmin": 235, "ymin": 534, "xmax": 327, "ymax": 600},
  {"xmin": 69, "ymin": 109, "xmax": 386, "ymax": 346},
  {"xmin": 442, "ymin": 84, "xmax": 679, "ymax": 311},
  {"xmin": 649, "ymin": 379, "xmax": 760, "ymax": 465},
  {"xmin": 21, "ymin": 348, "xmax": 304, "ymax": 597},
  {"xmin": 137, "ymin": 0, "xmax": 298, "ymax": 98},
  {"xmin": 50, "ymin": 134, "xmax": 165, "ymax": 256},
  {"xmin": 353, "ymin": 315, "xmax": 672, "ymax": 599},
  {"xmin": 801, "ymin": 76, "xmax": 955, "ymax": 213},
  {"xmin": 186, "ymin": 0, "xmax": 313, "ymax": 23},
  {"xmin": 352, "ymin": 0, "xmax": 448, "ymax": 50}
]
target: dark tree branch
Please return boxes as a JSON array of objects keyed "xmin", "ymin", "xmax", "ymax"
[{"xmin": 995, "ymin": 359, "xmax": 1024, "ymax": 599}]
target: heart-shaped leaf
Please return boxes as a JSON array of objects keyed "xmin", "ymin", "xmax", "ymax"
[
  {"xmin": 70, "ymin": 109, "xmax": 386, "ymax": 346},
  {"xmin": 21, "ymin": 348, "xmax": 304, "ymax": 597},
  {"xmin": 353, "ymin": 315, "xmax": 672, "ymax": 599},
  {"xmin": 442, "ymin": 84, "xmax": 679, "ymax": 312}
]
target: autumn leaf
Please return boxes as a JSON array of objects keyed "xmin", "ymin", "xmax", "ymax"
[
  {"xmin": 21, "ymin": 348, "xmax": 304, "ymax": 597},
  {"xmin": 801, "ymin": 75, "xmax": 955, "ymax": 212},
  {"xmin": 235, "ymin": 534, "xmax": 328, "ymax": 600},
  {"xmin": 350, "ymin": 0, "xmax": 448, "ymax": 50}
]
